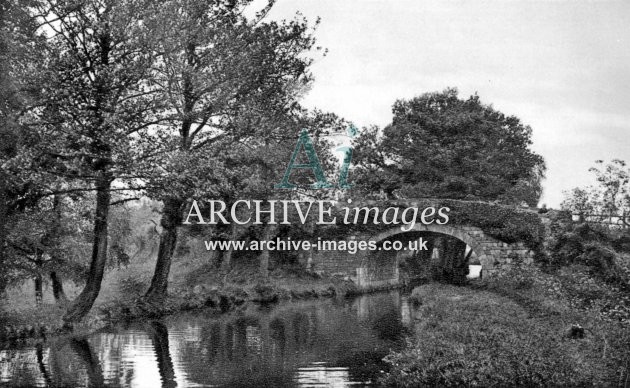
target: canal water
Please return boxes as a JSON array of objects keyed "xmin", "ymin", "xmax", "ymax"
[{"xmin": 0, "ymin": 290, "xmax": 414, "ymax": 387}]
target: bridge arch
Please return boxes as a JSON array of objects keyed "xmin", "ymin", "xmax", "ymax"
[
  {"xmin": 367, "ymin": 223, "xmax": 492, "ymax": 270},
  {"xmin": 310, "ymin": 215, "xmax": 538, "ymax": 288}
]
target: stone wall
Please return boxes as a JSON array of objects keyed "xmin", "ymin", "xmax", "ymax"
[{"xmin": 310, "ymin": 223, "xmax": 536, "ymax": 289}]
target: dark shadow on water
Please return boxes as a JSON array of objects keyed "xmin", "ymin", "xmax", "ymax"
[
  {"xmin": 146, "ymin": 321, "xmax": 177, "ymax": 388},
  {"xmin": 0, "ymin": 290, "xmax": 413, "ymax": 387},
  {"xmin": 35, "ymin": 343, "xmax": 52, "ymax": 388},
  {"xmin": 370, "ymin": 307, "xmax": 411, "ymax": 342},
  {"xmin": 69, "ymin": 338, "xmax": 104, "ymax": 387}
]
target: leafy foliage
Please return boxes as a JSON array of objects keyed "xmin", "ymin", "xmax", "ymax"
[
  {"xmin": 547, "ymin": 222, "xmax": 630, "ymax": 287},
  {"xmin": 352, "ymin": 88, "xmax": 545, "ymax": 206},
  {"xmin": 562, "ymin": 159, "xmax": 630, "ymax": 227},
  {"xmin": 0, "ymin": 0, "xmax": 50, "ymax": 291}
]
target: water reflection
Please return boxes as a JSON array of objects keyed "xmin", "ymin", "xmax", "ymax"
[
  {"xmin": 0, "ymin": 291, "xmax": 412, "ymax": 387},
  {"xmin": 147, "ymin": 322, "xmax": 176, "ymax": 388}
]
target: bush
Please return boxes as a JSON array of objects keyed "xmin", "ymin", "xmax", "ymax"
[
  {"xmin": 548, "ymin": 223, "xmax": 630, "ymax": 287},
  {"xmin": 117, "ymin": 275, "xmax": 148, "ymax": 298},
  {"xmin": 443, "ymin": 200, "xmax": 545, "ymax": 249}
]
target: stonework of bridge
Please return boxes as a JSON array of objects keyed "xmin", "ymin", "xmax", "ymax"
[{"xmin": 310, "ymin": 219, "xmax": 537, "ymax": 290}]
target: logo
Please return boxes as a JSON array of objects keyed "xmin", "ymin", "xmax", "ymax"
[{"xmin": 275, "ymin": 126, "xmax": 357, "ymax": 190}]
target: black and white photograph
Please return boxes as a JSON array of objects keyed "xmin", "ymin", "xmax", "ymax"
[{"xmin": 1, "ymin": 0, "xmax": 629, "ymax": 386}]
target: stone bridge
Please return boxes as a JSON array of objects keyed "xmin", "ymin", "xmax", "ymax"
[{"xmin": 308, "ymin": 199, "xmax": 542, "ymax": 290}]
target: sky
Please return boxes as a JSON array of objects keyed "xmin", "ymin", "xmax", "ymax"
[{"xmin": 255, "ymin": 0, "xmax": 630, "ymax": 208}]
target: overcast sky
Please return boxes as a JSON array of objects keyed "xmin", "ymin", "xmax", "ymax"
[{"xmin": 259, "ymin": 0, "xmax": 630, "ymax": 207}]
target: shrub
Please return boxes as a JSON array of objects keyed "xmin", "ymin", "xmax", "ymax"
[
  {"xmin": 548, "ymin": 223, "xmax": 630, "ymax": 287},
  {"xmin": 117, "ymin": 275, "xmax": 148, "ymax": 298}
]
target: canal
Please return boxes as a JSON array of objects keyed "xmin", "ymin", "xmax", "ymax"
[{"xmin": 1, "ymin": 290, "xmax": 414, "ymax": 387}]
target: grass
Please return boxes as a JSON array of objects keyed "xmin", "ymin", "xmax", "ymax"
[
  {"xmin": 379, "ymin": 267, "xmax": 630, "ymax": 387},
  {"xmin": 0, "ymin": 248, "xmax": 352, "ymax": 336}
]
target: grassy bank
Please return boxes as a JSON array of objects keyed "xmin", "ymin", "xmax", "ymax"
[
  {"xmin": 380, "ymin": 266, "xmax": 630, "ymax": 386},
  {"xmin": 0, "ymin": 252, "xmax": 356, "ymax": 341}
]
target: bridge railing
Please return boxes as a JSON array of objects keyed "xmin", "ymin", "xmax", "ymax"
[{"xmin": 571, "ymin": 212, "xmax": 630, "ymax": 229}]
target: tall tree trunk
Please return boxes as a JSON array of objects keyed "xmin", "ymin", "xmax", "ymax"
[
  {"xmin": 220, "ymin": 223, "xmax": 238, "ymax": 272},
  {"xmin": 144, "ymin": 33, "xmax": 197, "ymax": 303},
  {"xmin": 50, "ymin": 271, "xmax": 67, "ymax": 303},
  {"xmin": 34, "ymin": 273, "xmax": 43, "ymax": 305},
  {"xmin": 145, "ymin": 198, "xmax": 182, "ymax": 302},
  {"xmin": 62, "ymin": 175, "xmax": 111, "ymax": 324},
  {"xmin": 0, "ymin": 170, "xmax": 7, "ymax": 296},
  {"xmin": 305, "ymin": 250, "xmax": 313, "ymax": 272},
  {"xmin": 259, "ymin": 224, "xmax": 275, "ymax": 278},
  {"xmin": 34, "ymin": 250, "xmax": 44, "ymax": 305}
]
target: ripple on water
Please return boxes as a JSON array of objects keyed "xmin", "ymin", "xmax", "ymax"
[{"xmin": 0, "ymin": 290, "xmax": 411, "ymax": 387}]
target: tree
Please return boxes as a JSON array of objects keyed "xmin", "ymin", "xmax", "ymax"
[
  {"xmin": 352, "ymin": 88, "xmax": 546, "ymax": 206},
  {"xmin": 0, "ymin": 0, "xmax": 47, "ymax": 294},
  {"xmin": 351, "ymin": 88, "xmax": 545, "ymax": 284},
  {"xmin": 34, "ymin": 0, "xmax": 164, "ymax": 324},
  {"xmin": 143, "ymin": 0, "xmax": 322, "ymax": 301},
  {"xmin": 590, "ymin": 159, "xmax": 630, "ymax": 225},
  {"xmin": 561, "ymin": 187, "xmax": 599, "ymax": 223},
  {"xmin": 211, "ymin": 109, "xmax": 343, "ymax": 277},
  {"xmin": 562, "ymin": 159, "xmax": 630, "ymax": 227},
  {"xmin": 5, "ymin": 193, "xmax": 92, "ymax": 304}
]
